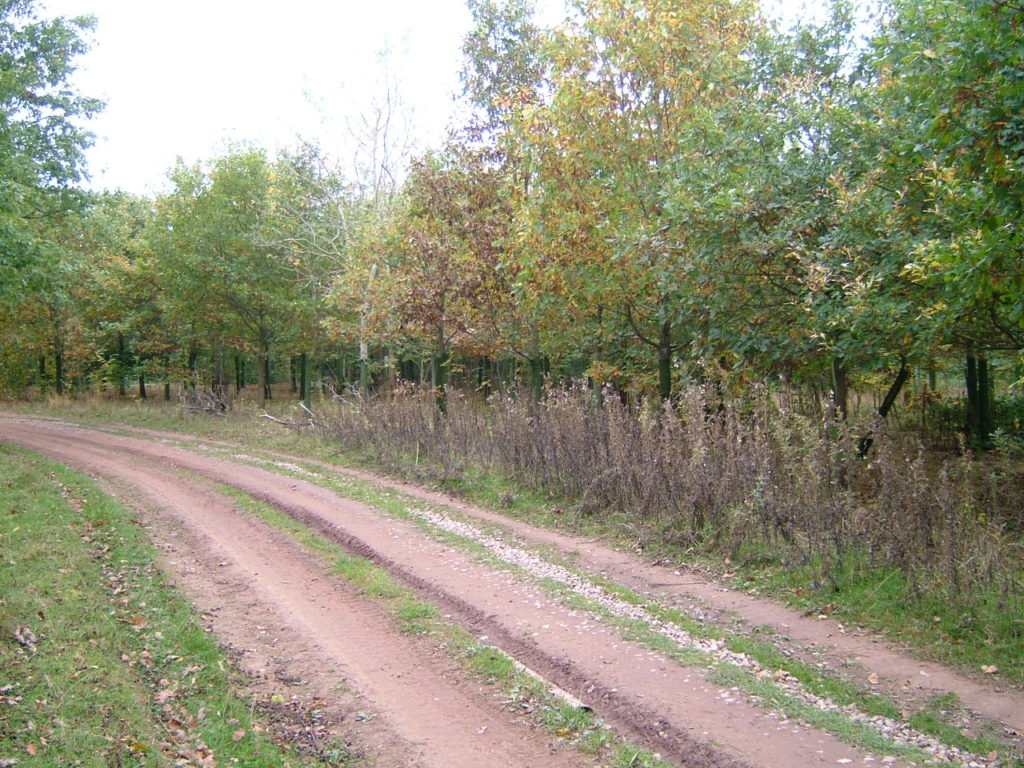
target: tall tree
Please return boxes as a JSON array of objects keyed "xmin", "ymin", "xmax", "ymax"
[
  {"xmin": 0, "ymin": 0, "xmax": 101, "ymax": 294},
  {"xmin": 871, "ymin": 0, "xmax": 1024, "ymax": 442},
  {"xmin": 522, "ymin": 0, "xmax": 756, "ymax": 398},
  {"xmin": 152, "ymin": 148, "xmax": 307, "ymax": 400},
  {"xmin": 371, "ymin": 145, "xmax": 512, "ymax": 411}
]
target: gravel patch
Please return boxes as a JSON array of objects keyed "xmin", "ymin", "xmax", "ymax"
[{"xmin": 407, "ymin": 506, "xmax": 994, "ymax": 768}]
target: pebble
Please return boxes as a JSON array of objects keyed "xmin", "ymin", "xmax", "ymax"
[{"xmin": 403, "ymin": 504, "xmax": 992, "ymax": 767}]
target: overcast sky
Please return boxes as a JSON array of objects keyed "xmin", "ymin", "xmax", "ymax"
[
  {"xmin": 40, "ymin": 0, "xmax": 545, "ymax": 195},
  {"xmin": 40, "ymin": 0, "xmax": 808, "ymax": 197}
]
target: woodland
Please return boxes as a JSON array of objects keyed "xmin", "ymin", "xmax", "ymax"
[{"xmin": 1, "ymin": 0, "xmax": 1023, "ymax": 619}]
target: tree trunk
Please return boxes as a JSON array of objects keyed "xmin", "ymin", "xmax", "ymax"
[
  {"xmin": 857, "ymin": 358, "xmax": 910, "ymax": 457},
  {"xmin": 477, "ymin": 357, "xmax": 491, "ymax": 399},
  {"xmin": 831, "ymin": 358, "xmax": 849, "ymax": 421},
  {"xmin": 54, "ymin": 339, "xmax": 64, "ymax": 396},
  {"xmin": 433, "ymin": 351, "xmax": 449, "ymax": 415},
  {"xmin": 359, "ymin": 344, "xmax": 370, "ymax": 397},
  {"xmin": 234, "ymin": 354, "xmax": 244, "ymax": 393},
  {"xmin": 213, "ymin": 351, "xmax": 226, "ymax": 391},
  {"xmin": 979, "ymin": 353, "xmax": 993, "ymax": 445},
  {"xmin": 878, "ymin": 361, "xmax": 911, "ymax": 420},
  {"xmin": 264, "ymin": 356, "xmax": 273, "ymax": 400},
  {"xmin": 965, "ymin": 345, "xmax": 979, "ymax": 446},
  {"xmin": 187, "ymin": 346, "xmax": 199, "ymax": 391},
  {"xmin": 299, "ymin": 352, "xmax": 310, "ymax": 407},
  {"xmin": 529, "ymin": 356, "xmax": 545, "ymax": 403},
  {"xmin": 259, "ymin": 349, "xmax": 273, "ymax": 401},
  {"xmin": 658, "ymin": 320, "xmax": 673, "ymax": 401},
  {"xmin": 117, "ymin": 334, "xmax": 128, "ymax": 397},
  {"xmin": 138, "ymin": 372, "xmax": 147, "ymax": 399}
]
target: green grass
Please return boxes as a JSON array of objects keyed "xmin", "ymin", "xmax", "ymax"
[
  {"xmin": 0, "ymin": 443, "xmax": 356, "ymax": 767},
  {"xmin": 730, "ymin": 549, "xmax": 1024, "ymax": 687}
]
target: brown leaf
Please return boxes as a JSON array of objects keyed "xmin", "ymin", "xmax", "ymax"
[
  {"xmin": 981, "ymin": 665, "xmax": 999, "ymax": 675},
  {"xmin": 153, "ymin": 688, "xmax": 176, "ymax": 705},
  {"xmin": 25, "ymin": 743, "xmax": 37, "ymax": 755},
  {"xmin": 867, "ymin": 672, "xmax": 879, "ymax": 685},
  {"xmin": 231, "ymin": 729, "xmax": 245, "ymax": 742}
]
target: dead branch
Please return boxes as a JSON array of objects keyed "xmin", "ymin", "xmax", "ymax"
[{"xmin": 258, "ymin": 413, "xmax": 306, "ymax": 428}]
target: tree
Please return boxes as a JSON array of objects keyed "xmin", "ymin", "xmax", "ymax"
[
  {"xmin": 0, "ymin": 0, "xmax": 101, "ymax": 295},
  {"xmin": 520, "ymin": 0, "xmax": 756, "ymax": 399},
  {"xmin": 152, "ymin": 148, "xmax": 308, "ymax": 400},
  {"xmin": 75, "ymin": 193, "xmax": 163, "ymax": 399},
  {"xmin": 870, "ymin": 0, "xmax": 1024, "ymax": 443},
  {"xmin": 370, "ymin": 145, "xmax": 512, "ymax": 411}
]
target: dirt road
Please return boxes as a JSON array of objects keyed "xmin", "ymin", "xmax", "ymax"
[{"xmin": 2, "ymin": 416, "xmax": 1021, "ymax": 768}]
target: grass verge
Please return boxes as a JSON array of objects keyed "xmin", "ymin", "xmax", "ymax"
[{"xmin": 0, "ymin": 443, "xmax": 357, "ymax": 767}]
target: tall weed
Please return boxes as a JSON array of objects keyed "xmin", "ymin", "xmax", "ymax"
[{"xmin": 315, "ymin": 385, "xmax": 1022, "ymax": 609}]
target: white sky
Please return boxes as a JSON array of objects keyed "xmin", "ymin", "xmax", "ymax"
[
  {"xmin": 40, "ymin": 0, "xmax": 809, "ymax": 197},
  {"xmin": 41, "ymin": 0, "xmax": 565, "ymax": 195}
]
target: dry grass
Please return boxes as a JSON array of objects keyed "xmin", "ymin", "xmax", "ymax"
[{"xmin": 314, "ymin": 384, "xmax": 1023, "ymax": 610}]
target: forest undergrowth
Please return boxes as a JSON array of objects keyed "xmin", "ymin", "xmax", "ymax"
[{"xmin": 311, "ymin": 384, "xmax": 1024, "ymax": 680}]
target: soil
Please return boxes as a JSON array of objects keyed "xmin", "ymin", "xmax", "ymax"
[{"xmin": 2, "ymin": 415, "xmax": 1022, "ymax": 768}]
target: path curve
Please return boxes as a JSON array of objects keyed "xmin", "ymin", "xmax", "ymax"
[{"xmin": 2, "ymin": 416, "xmax": 1020, "ymax": 768}]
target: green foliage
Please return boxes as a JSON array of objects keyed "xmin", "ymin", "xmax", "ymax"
[
  {"xmin": 875, "ymin": 0, "xmax": 1024, "ymax": 350},
  {"xmin": 0, "ymin": 0, "xmax": 101, "ymax": 294},
  {"xmin": 1, "ymin": 0, "xmax": 1022, "ymax": 443}
]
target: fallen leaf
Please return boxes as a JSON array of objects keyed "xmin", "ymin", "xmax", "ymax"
[
  {"xmin": 231, "ymin": 729, "xmax": 245, "ymax": 742},
  {"xmin": 25, "ymin": 744, "xmax": 37, "ymax": 756},
  {"xmin": 867, "ymin": 672, "xmax": 879, "ymax": 685},
  {"xmin": 981, "ymin": 665, "xmax": 998, "ymax": 675},
  {"xmin": 153, "ymin": 688, "xmax": 176, "ymax": 705}
]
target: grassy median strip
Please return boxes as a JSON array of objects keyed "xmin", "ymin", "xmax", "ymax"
[
  {"xmin": 223, "ymin": 488, "xmax": 673, "ymax": 768},
  {"xmin": 0, "ymin": 444, "xmax": 355, "ymax": 767}
]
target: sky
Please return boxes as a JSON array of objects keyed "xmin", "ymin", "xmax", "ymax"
[
  {"xmin": 41, "ymin": 0, "xmax": 567, "ymax": 195},
  {"xmin": 39, "ymin": 0, "xmax": 809, "ymax": 197}
]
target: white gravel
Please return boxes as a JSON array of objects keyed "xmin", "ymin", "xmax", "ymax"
[{"xmin": 406, "ymin": 506, "xmax": 994, "ymax": 768}]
